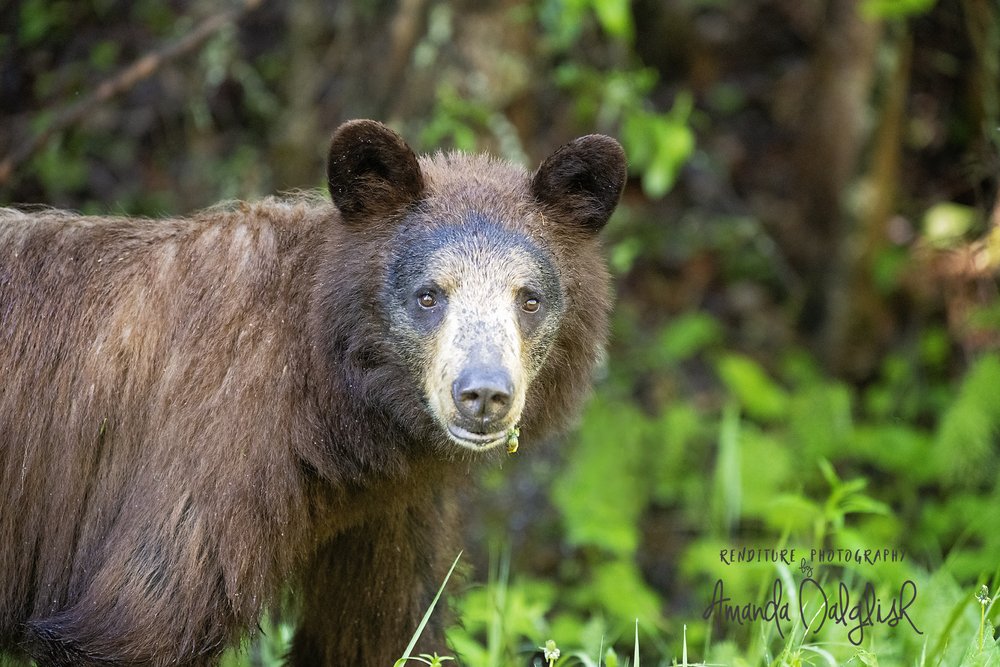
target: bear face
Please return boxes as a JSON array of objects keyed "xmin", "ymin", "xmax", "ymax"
[
  {"xmin": 385, "ymin": 213, "xmax": 564, "ymax": 450},
  {"xmin": 324, "ymin": 120, "xmax": 626, "ymax": 454}
]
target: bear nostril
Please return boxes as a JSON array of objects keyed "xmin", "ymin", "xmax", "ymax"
[{"xmin": 452, "ymin": 369, "xmax": 514, "ymax": 425}]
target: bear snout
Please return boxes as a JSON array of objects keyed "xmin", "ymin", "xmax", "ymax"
[{"xmin": 451, "ymin": 366, "xmax": 514, "ymax": 427}]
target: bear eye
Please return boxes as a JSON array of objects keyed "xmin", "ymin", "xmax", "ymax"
[
  {"xmin": 417, "ymin": 292, "xmax": 437, "ymax": 309},
  {"xmin": 522, "ymin": 296, "xmax": 541, "ymax": 313}
]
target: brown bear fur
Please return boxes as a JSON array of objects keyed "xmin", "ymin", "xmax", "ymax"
[{"xmin": 0, "ymin": 120, "xmax": 625, "ymax": 666}]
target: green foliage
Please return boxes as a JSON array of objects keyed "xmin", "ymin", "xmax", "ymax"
[
  {"xmin": 218, "ymin": 613, "xmax": 293, "ymax": 667},
  {"xmin": 715, "ymin": 354, "xmax": 789, "ymax": 422},
  {"xmin": 552, "ymin": 397, "xmax": 647, "ymax": 556},
  {"xmin": 622, "ymin": 98, "xmax": 696, "ymax": 198},
  {"xmin": 447, "ymin": 553, "xmax": 555, "ymax": 666},
  {"xmin": 31, "ymin": 139, "xmax": 88, "ymax": 196},
  {"xmin": 18, "ymin": 0, "xmax": 73, "ymax": 45},
  {"xmin": 712, "ymin": 402, "xmax": 742, "ymax": 533},
  {"xmin": 453, "ymin": 305, "xmax": 1000, "ymax": 664},
  {"xmin": 539, "ymin": 0, "xmax": 633, "ymax": 50},
  {"xmin": 419, "ymin": 0, "xmax": 696, "ymax": 193},
  {"xmin": 580, "ymin": 560, "xmax": 662, "ymax": 628},
  {"xmin": 420, "ymin": 83, "xmax": 493, "ymax": 154},
  {"xmin": 88, "ymin": 41, "xmax": 119, "ymax": 71},
  {"xmin": 396, "ymin": 553, "xmax": 464, "ymax": 667},
  {"xmin": 922, "ymin": 202, "xmax": 982, "ymax": 248},
  {"xmin": 860, "ymin": 0, "xmax": 937, "ymax": 20},
  {"xmin": 554, "ymin": 63, "xmax": 695, "ymax": 199},
  {"xmin": 654, "ymin": 312, "xmax": 724, "ymax": 364},
  {"xmin": 397, "ymin": 653, "xmax": 455, "ymax": 666},
  {"xmin": 935, "ymin": 354, "xmax": 1000, "ymax": 485},
  {"xmin": 541, "ymin": 0, "xmax": 695, "ymax": 199}
]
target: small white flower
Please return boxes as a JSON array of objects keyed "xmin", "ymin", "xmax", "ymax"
[{"xmin": 542, "ymin": 639, "xmax": 560, "ymax": 662}]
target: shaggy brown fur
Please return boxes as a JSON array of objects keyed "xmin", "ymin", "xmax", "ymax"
[{"xmin": 0, "ymin": 120, "xmax": 625, "ymax": 666}]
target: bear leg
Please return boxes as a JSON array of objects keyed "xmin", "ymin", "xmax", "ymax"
[{"xmin": 289, "ymin": 495, "xmax": 458, "ymax": 666}]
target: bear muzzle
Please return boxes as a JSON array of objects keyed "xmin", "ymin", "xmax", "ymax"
[{"xmin": 445, "ymin": 366, "xmax": 517, "ymax": 449}]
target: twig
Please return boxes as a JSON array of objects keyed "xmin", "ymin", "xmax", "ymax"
[{"xmin": 0, "ymin": 0, "xmax": 263, "ymax": 186}]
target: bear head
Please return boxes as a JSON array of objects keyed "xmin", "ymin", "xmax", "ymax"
[{"xmin": 323, "ymin": 120, "xmax": 626, "ymax": 455}]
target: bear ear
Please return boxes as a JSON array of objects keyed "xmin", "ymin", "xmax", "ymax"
[
  {"xmin": 531, "ymin": 134, "xmax": 627, "ymax": 235},
  {"xmin": 327, "ymin": 120, "xmax": 425, "ymax": 224}
]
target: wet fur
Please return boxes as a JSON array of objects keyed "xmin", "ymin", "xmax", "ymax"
[{"xmin": 0, "ymin": 122, "xmax": 624, "ymax": 665}]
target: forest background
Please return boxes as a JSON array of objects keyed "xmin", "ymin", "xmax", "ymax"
[{"xmin": 1, "ymin": 0, "xmax": 999, "ymax": 664}]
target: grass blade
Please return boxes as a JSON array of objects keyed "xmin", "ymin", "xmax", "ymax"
[
  {"xmin": 395, "ymin": 551, "xmax": 463, "ymax": 666},
  {"xmin": 634, "ymin": 619, "xmax": 640, "ymax": 667}
]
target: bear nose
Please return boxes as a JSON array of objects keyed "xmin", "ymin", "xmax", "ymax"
[{"xmin": 452, "ymin": 368, "xmax": 514, "ymax": 425}]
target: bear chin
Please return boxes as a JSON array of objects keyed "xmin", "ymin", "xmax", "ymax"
[{"xmin": 444, "ymin": 423, "xmax": 512, "ymax": 451}]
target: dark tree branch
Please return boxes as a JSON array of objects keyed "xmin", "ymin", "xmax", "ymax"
[{"xmin": 0, "ymin": 0, "xmax": 264, "ymax": 186}]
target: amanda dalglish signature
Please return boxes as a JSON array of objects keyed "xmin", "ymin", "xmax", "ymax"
[{"xmin": 702, "ymin": 578, "xmax": 923, "ymax": 645}]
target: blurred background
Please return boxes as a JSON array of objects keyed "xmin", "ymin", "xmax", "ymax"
[{"xmin": 1, "ymin": 0, "xmax": 998, "ymax": 664}]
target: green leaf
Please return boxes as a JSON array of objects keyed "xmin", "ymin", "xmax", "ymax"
[
  {"xmin": 621, "ymin": 97, "xmax": 696, "ymax": 199},
  {"xmin": 737, "ymin": 428, "xmax": 792, "ymax": 519},
  {"xmin": 445, "ymin": 628, "xmax": 487, "ymax": 667},
  {"xmin": 588, "ymin": 560, "xmax": 662, "ymax": 626},
  {"xmin": 922, "ymin": 201, "xmax": 979, "ymax": 248},
  {"xmin": 935, "ymin": 354, "xmax": 1000, "ymax": 485},
  {"xmin": 715, "ymin": 353, "xmax": 790, "ymax": 422},
  {"xmin": 89, "ymin": 40, "xmax": 120, "ymax": 71},
  {"xmin": 654, "ymin": 312, "xmax": 723, "ymax": 365},
  {"xmin": 633, "ymin": 619, "xmax": 640, "ymax": 667},
  {"xmin": 610, "ymin": 237, "xmax": 643, "ymax": 274},
  {"xmin": 855, "ymin": 649, "xmax": 879, "ymax": 666},
  {"xmin": 396, "ymin": 552, "xmax": 463, "ymax": 666},
  {"xmin": 651, "ymin": 403, "xmax": 706, "ymax": 505},
  {"xmin": 788, "ymin": 382, "xmax": 853, "ymax": 459},
  {"xmin": 19, "ymin": 0, "xmax": 67, "ymax": 44},
  {"xmin": 646, "ymin": 112, "xmax": 695, "ymax": 198},
  {"xmin": 552, "ymin": 398, "xmax": 647, "ymax": 556},
  {"xmin": 590, "ymin": 0, "xmax": 634, "ymax": 41},
  {"xmin": 713, "ymin": 402, "xmax": 742, "ymax": 532},
  {"xmin": 848, "ymin": 424, "xmax": 934, "ymax": 481},
  {"xmin": 860, "ymin": 0, "xmax": 936, "ymax": 19},
  {"xmin": 872, "ymin": 245, "xmax": 909, "ymax": 293},
  {"xmin": 766, "ymin": 494, "xmax": 823, "ymax": 534}
]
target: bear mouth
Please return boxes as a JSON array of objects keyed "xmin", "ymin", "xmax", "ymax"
[{"xmin": 446, "ymin": 424, "xmax": 508, "ymax": 451}]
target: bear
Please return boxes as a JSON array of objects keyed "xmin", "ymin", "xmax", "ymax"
[{"xmin": 0, "ymin": 119, "xmax": 626, "ymax": 666}]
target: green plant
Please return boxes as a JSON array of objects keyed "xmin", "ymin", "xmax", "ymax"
[
  {"xmin": 456, "ymin": 297, "xmax": 1000, "ymax": 664},
  {"xmin": 538, "ymin": 0, "xmax": 695, "ymax": 199},
  {"xmin": 394, "ymin": 552, "xmax": 464, "ymax": 667}
]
